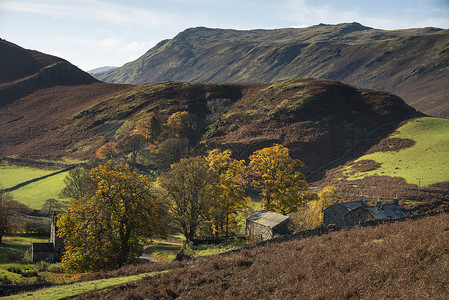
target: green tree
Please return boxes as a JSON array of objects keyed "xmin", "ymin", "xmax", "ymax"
[
  {"xmin": 158, "ymin": 156, "xmax": 217, "ymax": 241},
  {"xmin": 249, "ymin": 144, "xmax": 309, "ymax": 214},
  {"xmin": 40, "ymin": 198, "xmax": 68, "ymax": 216},
  {"xmin": 0, "ymin": 189, "xmax": 13, "ymax": 244},
  {"xmin": 57, "ymin": 162, "xmax": 159, "ymax": 272},
  {"xmin": 60, "ymin": 167, "xmax": 95, "ymax": 199},
  {"xmin": 205, "ymin": 149, "xmax": 252, "ymax": 236}
]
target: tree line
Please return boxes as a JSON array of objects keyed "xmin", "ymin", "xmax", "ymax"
[{"xmin": 56, "ymin": 112, "xmax": 338, "ymax": 272}]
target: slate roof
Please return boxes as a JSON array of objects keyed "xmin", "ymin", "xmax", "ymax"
[
  {"xmin": 246, "ymin": 210, "xmax": 289, "ymax": 228},
  {"xmin": 366, "ymin": 203, "xmax": 417, "ymax": 219},
  {"xmin": 333, "ymin": 199, "xmax": 416, "ymax": 220},
  {"xmin": 339, "ymin": 201, "xmax": 367, "ymax": 211}
]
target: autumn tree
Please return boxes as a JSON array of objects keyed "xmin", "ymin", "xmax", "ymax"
[
  {"xmin": 116, "ymin": 133, "xmax": 147, "ymax": 163},
  {"xmin": 158, "ymin": 156, "xmax": 217, "ymax": 241},
  {"xmin": 133, "ymin": 114, "xmax": 162, "ymax": 144},
  {"xmin": 152, "ymin": 137, "xmax": 191, "ymax": 170},
  {"xmin": 57, "ymin": 162, "xmax": 159, "ymax": 271},
  {"xmin": 290, "ymin": 186, "xmax": 339, "ymax": 231},
  {"xmin": 249, "ymin": 144, "xmax": 309, "ymax": 215},
  {"xmin": 166, "ymin": 111, "xmax": 197, "ymax": 138},
  {"xmin": 96, "ymin": 141, "xmax": 118, "ymax": 160},
  {"xmin": 205, "ymin": 149, "xmax": 252, "ymax": 236}
]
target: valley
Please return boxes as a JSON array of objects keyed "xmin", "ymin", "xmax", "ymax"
[{"xmin": 1, "ymin": 22, "xmax": 448, "ymax": 299}]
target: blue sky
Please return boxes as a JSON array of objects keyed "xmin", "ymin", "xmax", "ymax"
[{"xmin": 1, "ymin": 0, "xmax": 448, "ymax": 71}]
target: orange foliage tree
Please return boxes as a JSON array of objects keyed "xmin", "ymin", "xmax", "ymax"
[
  {"xmin": 95, "ymin": 141, "xmax": 118, "ymax": 160},
  {"xmin": 249, "ymin": 144, "xmax": 309, "ymax": 214},
  {"xmin": 57, "ymin": 162, "xmax": 159, "ymax": 271}
]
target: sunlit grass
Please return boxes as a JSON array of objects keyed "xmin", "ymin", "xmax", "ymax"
[
  {"xmin": 10, "ymin": 171, "xmax": 70, "ymax": 209},
  {"xmin": 8, "ymin": 271, "xmax": 168, "ymax": 300},
  {"xmin": 0, "ymin": 165, "xmax": 56, "ymax": 189},
  {"xmin": 345, "ymin": 117, "xmax": 449, "ymax": 186}
]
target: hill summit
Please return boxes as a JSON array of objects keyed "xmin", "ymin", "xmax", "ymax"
[{"xmin": 93, "ymin": 23, "xmax": 449, "ymax": 118}]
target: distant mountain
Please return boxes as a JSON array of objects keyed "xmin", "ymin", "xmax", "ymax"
[
  {"xmin": 93, "ymin": 23, "xmax": 449, "ymax": 118},
  {"xmin": 88, "ymin": 66, "xmax": 118, "ymax": 74}
]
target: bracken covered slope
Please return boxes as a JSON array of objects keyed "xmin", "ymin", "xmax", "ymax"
[
  {"xmin": 79, "ymin": 212, "xmax": 449, "ymax": 299},
  {"xmin": 93, "ymin": 23, "xmax": 449, "ymax": 118},
  {"xmin": 0, "ymin": 75, "xmax": 417, "ymax": 174}
]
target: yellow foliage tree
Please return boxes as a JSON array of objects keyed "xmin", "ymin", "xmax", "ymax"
[
  {"xmin": 290, "ymin": 186, "xmax": 339, "ymax": 231},
  {"xmin": 57, "ymin": 162, "xmax": 159, "ymax": 272},
  {"xmin": 205, "ymin": 149, "xmax": 252, "ymax": 236},
  {"xmin": 249, "ymin": 144, "xmax": 309, "ymax": 214},
  {"xmin": 166, "ymin": 111, "xmax": 196, "ymax": 138},
  {"xmin": 133, "ymin": 114, "xmax": 161, "ymax": 143}
]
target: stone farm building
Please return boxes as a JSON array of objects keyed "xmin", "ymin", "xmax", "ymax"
[
  {"xmin": 324, "ymin": 197, "xmax": 417, "ymax": 229},
  {"xmin": 246, "ymin": 210, "xmax": 291, "ymax": 242},
  {"xmin": 32, "ymin": 213, "xmax": 64, "ymax": 263}
]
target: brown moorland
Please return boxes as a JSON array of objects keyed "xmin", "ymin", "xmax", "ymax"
[
  {"xmin": 0, "ymin": 77, "xmax": 418, "ymax": 172},
  {"xmin": 78, "ymin": 212, "xmax": 449, "ymax": 299}
]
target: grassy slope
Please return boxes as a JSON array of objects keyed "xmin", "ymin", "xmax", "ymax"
[
  {"xmin": 345, "ymin": 117, "xmax": 449, "ymax": 187},
  {"xmin": 9, "ymin": 171, "xmax": 69, "ymax": 209},
  {"xmin": 0, "ymin": 165, "xmax": 57, "ymax": 189},
  {"xmin": 0, "ymin": 235, "xmax": 48, "ymax": 284}
]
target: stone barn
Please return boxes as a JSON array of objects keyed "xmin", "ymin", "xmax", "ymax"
[
  {"xmin": 324, "ymin": 197, "xmax": 416, "ymax": 229},
  {"xmin": 32, "ymin": 212, "xmax": 64, "ymax": 263},
  {"xmin": 246, "ymin": 210, "xmax": 290, "ymax": 242}
]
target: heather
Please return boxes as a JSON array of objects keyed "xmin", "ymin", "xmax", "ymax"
[{"xmin": 79, "ymin": 212, "xmax": 449, "ymax": 299}]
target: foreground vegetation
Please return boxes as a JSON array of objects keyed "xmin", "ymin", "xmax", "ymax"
[
  {"xmin": 8, "ymin": 270, "xmax": 168, "ymax": 300},
  {"xmin": 80, "ymin": 212, "xmax": 449, "ymax": 299},
  {"xmin": 345, "ymin": 117, "xmax": 449, "ymax": 186}
]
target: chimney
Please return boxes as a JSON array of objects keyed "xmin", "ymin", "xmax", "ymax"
[
  {"xmin": 393, "ymin": 198, "xmax": 399, "ymax": 205},
  {"xmin": 359, "ymin": 195, "xmax": 366, "ymax": 205}
]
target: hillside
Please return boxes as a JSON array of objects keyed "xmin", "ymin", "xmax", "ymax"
[
  {"xmin": 93, "ymin": 23, "xmax": 449, "ymax": 118},
  {"xmin": 0, "ymin": 39, "xmax": 98, "ymax": 109},
  {"xmin": 78, "ymin": 212, "xmax": 449, "ymax": 299},
  {"xmin": 0, "ymin": 75, "xmax": 418, "ymax": 173}
]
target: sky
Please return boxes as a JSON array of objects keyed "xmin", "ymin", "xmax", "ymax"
[{"xmin": 1, "ymin": 0, "xmax": 448, "ymax": 71}]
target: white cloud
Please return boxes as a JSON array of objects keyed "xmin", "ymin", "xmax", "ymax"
[
  {"xmin": 97, "ymin": 38, "xmax": 155, "ymax": 55},
  {"xmin": 283, "ymin": 0, "xmax": 449, "ymax": 30},
  {"xmin": 0, "ymin": 0, "xmax": 180, "ymax": 27}
]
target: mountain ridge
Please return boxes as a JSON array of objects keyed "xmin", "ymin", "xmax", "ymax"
[{"xmin": 93, "ymin": 23, "xmax": 449, "ymax": 118}]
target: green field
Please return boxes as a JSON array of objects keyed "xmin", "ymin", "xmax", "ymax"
[
  {"xmin": 345, "ymin": 117, "xmax": 449, "ymax": 187},
  {"xmin": 9, "ymin": 171, "xmax": 70, "ymax": 210},
  {"xmin": 0, "ymin": 235, "xmax": 48, "ymax": 284},
  {"xmin": 8, "ymin": 271, "xmax": 168, "ymax": 300},
  {"xmin": 0, "ymin": 165, "xmax": 57, "ymax": 189}
]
